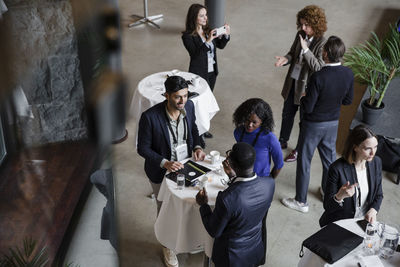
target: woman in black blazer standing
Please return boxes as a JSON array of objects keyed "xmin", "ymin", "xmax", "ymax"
[
  {"xmin": 182, "ymin": 3, "xmax": 230, "ymax": 138},
  {"xmin": 182, "ymin": 3, "xmax": 230, "ymax": 91},
  {"xmin": 319, "ymin": 125, "xmax": 383, "ymax": 227}
]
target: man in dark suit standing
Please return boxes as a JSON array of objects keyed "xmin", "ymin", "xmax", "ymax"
[
  {"xmin": 196, "ymin": 142, "xmax": 275, "ymax": 267},
  {"xmin": 282, "ymin": 36, "xmax": 354, "ymax": 213},
  {"xmin": 137, "ymin": 75, "xmax": 205, "ymax": 267}
]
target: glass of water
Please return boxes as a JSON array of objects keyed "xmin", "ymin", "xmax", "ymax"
[
  {"xmin": 176, "ymin": 174, "xmax": 185, "ymax": 190},
  {"xmin": 363, "ymin": 222, "xmax": 379, "ymax": 255}
]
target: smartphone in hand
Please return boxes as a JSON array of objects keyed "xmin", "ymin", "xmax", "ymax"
[
  {"xmin": 356, "ymin": 219, "xmax": 369, "ymax": 232},
  {"xmin": 213, "ymin": 26, "xmax": 226, "ymax": 36}
]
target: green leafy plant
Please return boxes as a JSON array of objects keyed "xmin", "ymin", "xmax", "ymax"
[
  {"xmin": 0, "ymin": 237, "xmax": 79, "ymax": 267},
  {"xmin": 343, "ymin": 24, "xmax": 400, "ymax": 108},
  {"xmin": 0, "ymin": 237, "xmax": 48, "ymax": 267}
]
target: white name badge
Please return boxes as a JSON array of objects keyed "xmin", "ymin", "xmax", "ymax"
[
  {"xmin": 208, "ymin": 57, "xmax": 214, "ymax": 72},
  {"xmin": 290, "ymin": 63, "xmax": 302, "ymax": 80},
  {"xmin": 176, "ymin": 143, "xmax": 189, "ymax": 162}
]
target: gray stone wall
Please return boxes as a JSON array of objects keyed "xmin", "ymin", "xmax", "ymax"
[{"xmin": 5, "ymin": 0, "xmax": 88, "ymax": 145}]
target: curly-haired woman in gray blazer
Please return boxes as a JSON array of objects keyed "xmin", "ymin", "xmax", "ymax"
[{"xmin": 274, "ymin": 5, "xmax": 327, "ymax": 162}]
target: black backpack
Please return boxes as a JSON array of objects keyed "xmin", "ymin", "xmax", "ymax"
[{"xmin": 376, "ymin": 135, "xmax": 400, "ymax": 184}]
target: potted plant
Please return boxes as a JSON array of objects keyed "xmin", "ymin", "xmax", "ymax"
[
  {"xmin": 343, "ymin": 24, "xmax": 400, "ymax": 125},
  {"xmin": 0, "ymin": 237, "xmax": 79, "ymax": 267}
]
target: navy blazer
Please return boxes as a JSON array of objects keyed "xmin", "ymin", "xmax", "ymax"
[
  {"xmin": 200, "ymin": 176, "xmax": 275, "ymax": 267},
  {"xmin": 137, "ymin": 100, "xmax": 201, "ymax": 184},
  {"xmin": 182, "ymin": 32, "xmax": 229, "ymax": 80},
  {"xmin": 319, "ymin": 157, "xmax": 383, "ymax": 227}
]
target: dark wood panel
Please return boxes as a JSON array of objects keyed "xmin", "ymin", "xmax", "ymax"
[{"xmin": 0, "ymin": 141, "xmax": 97, "ymax": 265}]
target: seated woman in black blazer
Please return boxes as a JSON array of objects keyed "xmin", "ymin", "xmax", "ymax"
[{"xmin": 319, "ymin": 125, "xmax": 383, "ymax": 227}]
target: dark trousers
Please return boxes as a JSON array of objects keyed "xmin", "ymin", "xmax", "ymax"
[
  {"xmin": 295, "ymin": 120, "xmax": 338, "ymax": 203},
  {"xmin": 207, "ymin": 71, "xmax": 217, "ymax": 91},
  {"xmin": 259, "ymin": 212, "xmax": 268, "ymax": 265},
  {"xmin": 279, "ymin": 82, "xmax": 299, "ymax": 144}
]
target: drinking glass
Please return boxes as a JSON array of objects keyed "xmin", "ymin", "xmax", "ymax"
[
  {"xmin": 379, "ymin": 224, "xmax": 399, "ymax": 259},
  {"xmin": 363, "ymin": 222, "xmax": 379, "ymax": 255},
  {"xmin": 176, "ymin": 174, "xmax": 185, "ymax": 190}
]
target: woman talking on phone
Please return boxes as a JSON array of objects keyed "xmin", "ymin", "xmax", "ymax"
[
  {"xmin": 274, "ymin": 5, "xmax": 327, "ymax": 162},
  {"xmin": 182, "ymin": 3, "xmax": 230, "ymax": 139},
  {"xmin": 319, "ymin": 125, "xmax": 383, "ymax": 227}
]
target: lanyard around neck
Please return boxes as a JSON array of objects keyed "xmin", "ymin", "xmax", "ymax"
[{"xmin": 165, "ymin": 112, "xmax": 187, "ymax": 144}]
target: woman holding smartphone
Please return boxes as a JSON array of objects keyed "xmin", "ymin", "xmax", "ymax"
[
  {"xmin": 182, "ymin": 3, "xmax": 230, "ymax": 139},
  {"xmin": 319, "ymin": 125, "xmax": 383, "ymax": 227}
]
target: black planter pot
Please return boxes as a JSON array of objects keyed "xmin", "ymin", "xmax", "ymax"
[{"xmin": 361, "ymin": 99, "xmax": 385, "ymax": 125}]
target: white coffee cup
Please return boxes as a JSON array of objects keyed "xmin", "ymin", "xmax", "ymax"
[
  {"xmin": 210, "ymin": 150, "xmax": 220, "ymax": 165},
  {"xmin": 170, "ymin": 69, "xmax": 179, "ymax": 76}
]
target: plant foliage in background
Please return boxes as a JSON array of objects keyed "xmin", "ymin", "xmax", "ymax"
[
  {"xmin": 0, "ymin": 237, "xmax": 48, "ymax": 267},
  {"xmin": 0, "ymin": 237, "xmax": 79, "ymax": 267},
  {"xmin": 344, "ymin": 24, "xmax": 400, "ymax": 108}
]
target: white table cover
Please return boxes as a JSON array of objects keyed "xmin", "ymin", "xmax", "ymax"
[
  {"xmin": 298, "ymin": 218, "xmax": 400, "ymax": 267},
  {"xmin": 155, "ymin": 157, "xmax": 228, "ymax": 256},
  {"xmin": 0, "ymin": 0, "xmax": 7, "ymax": 18},
  {"xmin": 130, "ymin": 71, "xmax": 220, "ymax": 143}
]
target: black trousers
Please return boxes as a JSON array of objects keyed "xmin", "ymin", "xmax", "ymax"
[
  {"xmin": 206, "ymin": 71, "xmax": 217, "ymax": 91},
  {"xmin": 279, "ymin": 81, "xmax": 300, "ymax": 144}
]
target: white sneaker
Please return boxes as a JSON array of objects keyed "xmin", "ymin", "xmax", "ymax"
[
  {"xmin": 281, "ymin": 198, "xmax": 309, "ymax": 213},
  {"xmin": 162, "ymin": 247, "xmax": 179, "ymax": 267}
]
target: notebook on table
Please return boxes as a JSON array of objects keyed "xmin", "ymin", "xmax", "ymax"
[{"xmin": 166, "ymin": 160, "xmax": 211, "ymax": 186}]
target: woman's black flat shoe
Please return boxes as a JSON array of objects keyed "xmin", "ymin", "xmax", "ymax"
[{"xmin": 203, "ymin": 131, "xmax": 213, "ymax": 138}]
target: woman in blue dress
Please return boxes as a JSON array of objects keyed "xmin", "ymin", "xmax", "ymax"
[{"xmin": 233, "ymin": 98, "xmax": 284, "ymax": 178}]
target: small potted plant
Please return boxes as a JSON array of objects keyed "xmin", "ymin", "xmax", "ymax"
[{"xmin": 343, "ymin": 24, "xmax": 400, "ymax": 125}]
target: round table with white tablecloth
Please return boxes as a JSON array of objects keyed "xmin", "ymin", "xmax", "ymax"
[
  {"xmin": 154, "ymin": 157, "xmax": 227, "ymax": 257},
  {"xmin": 130, "ymin": 70, "xmax": 220, "ymax": 144}
]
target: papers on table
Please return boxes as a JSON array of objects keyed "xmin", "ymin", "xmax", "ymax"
[{"xmin": 358, "ymin": 255, "xmax": 384, "ymax": 267}]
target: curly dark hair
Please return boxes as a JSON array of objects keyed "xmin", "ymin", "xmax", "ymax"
[
  {"xmin": 296, "ymin": 5, "xmax": 327, "ymax": 38},
  {"xmin": 183, "ymin": 4, "xmax": 211, "ymax": 36},
  {"xmin": 233, "ymin": 98, "xmax": 274, "ymax": 133}
]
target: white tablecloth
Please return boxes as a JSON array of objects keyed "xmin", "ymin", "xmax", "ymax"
[
  {"xmin": 0, "ymin": 0, "xmax": 7, "ymax": 18},
  {"xmin": 298, "ymin": 218, "xmax": 400, "ymax": 267},
  {"xmin": 154, "ymin": 157, "xmax": 228, "ymax": 256},
  {"xmin": 130, "ymin": 71, "xmax": 220, "ymax": 143}
]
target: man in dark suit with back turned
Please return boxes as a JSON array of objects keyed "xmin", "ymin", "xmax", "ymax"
[
  {"xmin": 282, "ymin": 36, "xmax": 354, "ymax": 213},
  {"xmin": 137, "ymin": 75, "xmax": 205, "ymax": 267},
  {"xmin": 196, "ymin": 142, "xmax": 275, "ymax": 267}
]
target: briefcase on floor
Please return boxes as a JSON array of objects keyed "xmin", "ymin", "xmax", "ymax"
[{"xmin": 299, "ymin": 223, "xmax": 363, "ymax": 264}]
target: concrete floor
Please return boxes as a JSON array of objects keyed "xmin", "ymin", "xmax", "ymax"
[{"xmin": 65, "ymin": 0, "xmax": 400, "ymax": 266}]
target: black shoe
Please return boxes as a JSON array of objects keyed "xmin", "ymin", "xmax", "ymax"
[
  {"xmin": 280, "ymin": 140, "xmax": 288, "ymax": 149},
  {"xmin": 203, "ymin": 131, "xmax": 213, "ymax": 138}
]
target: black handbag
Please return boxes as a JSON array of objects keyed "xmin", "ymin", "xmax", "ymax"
[{"xmin": 299, "ymin": 223, "xmax": 363, "ymax": 264}]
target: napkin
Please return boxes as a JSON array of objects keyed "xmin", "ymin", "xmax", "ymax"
[{"xmin": 358, "ymin": 255, "xmax": 384, "ymax": 267}]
